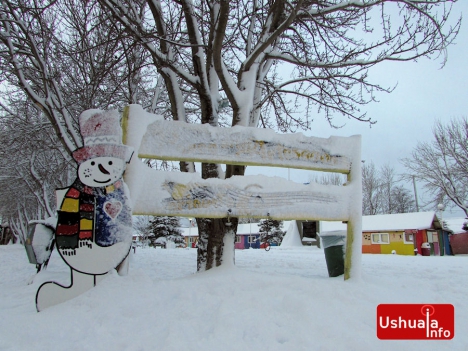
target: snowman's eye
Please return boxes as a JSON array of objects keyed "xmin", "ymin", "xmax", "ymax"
[
  {"xmin": 108, "ymin": 161, "xmax": 113, "ymax": 165},
  {"xmin": 91, "ymin": 161, "xmax": 95, "ymax": 166}
]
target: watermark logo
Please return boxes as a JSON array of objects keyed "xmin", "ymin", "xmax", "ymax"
[{"xmin": 377, "ymin": 304, "xmax": 454, "ymax": 340}]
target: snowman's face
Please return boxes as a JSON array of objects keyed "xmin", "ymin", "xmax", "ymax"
[{"xmin": 78, "ymin": 157, "xmax": 126, "ymax": 187}]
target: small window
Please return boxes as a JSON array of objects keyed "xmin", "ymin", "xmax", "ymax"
[
  {"xmin": 427, "ymin": 231, "xmax": 437, "ymax": 243},
  {"xmin": 371, "ymin": 233, "xmax": 389, "ymax": 244},
  {"xmin": 248, "ymin": 235, "xmax": 257, "ymax": 244},
  {"xmin": 235, "ymin": 235, "xmax": 241, "ymax": 243},
  {"xmin": 404, "ymin": 233, "xmax": 414, "ymax": 244}
]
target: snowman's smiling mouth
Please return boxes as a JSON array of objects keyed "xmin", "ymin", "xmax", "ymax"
[
  {"xmin": 93, "ymin": 163, "xmax": 112, "ymax": 183},
  {"xmin": 93, "ymin": 178, "xmax": 111, "ymax": 184}
]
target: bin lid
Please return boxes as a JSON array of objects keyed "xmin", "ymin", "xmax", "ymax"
[
  {"xmin": 421, "ymin": 242, "xmax": 431, "ymax": 248},
  {"xmin": 318, "ymin": 230, "xmax": 346, "ymax": 238},
  {"xmin": 320, "ymin": 231, "xmax": 346, "ymax": 248}
]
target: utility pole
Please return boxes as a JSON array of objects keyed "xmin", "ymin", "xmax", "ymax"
[{"xmin": 412, "ymin": 175, "xmax": 419, "ymax": 212}]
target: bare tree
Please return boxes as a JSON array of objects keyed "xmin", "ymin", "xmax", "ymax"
[
  {"xmin": 362, "ymin": 161, "xmax": 382, "ymax": 215},
  {"xmin": 380, "ymin": 164, "xmax": 396, "ymax": 214},
  {"xmin": 362, "ymin": 162, "xmax": 416, "ymax": 215},
  {"xmin": 309, "ymin": 172, "xmax": 346, "ymax": 186},
  {"xmin": 0, "ymin": 0, "xmax": 156, "ymax": 154},
  {"xmin": 402, "ymin": 118, "xmax": 468, "ymax": 217},
  {"xmin": 132, "ymin": 215, "xmax": 152, "ymax": 246},
  {"xmin": 97, "ymin": 0, "xmax": 460, "ymax": 270},
  {"xmin": 0, "ymin": 1, "xmax": 155, "ymax": 241},
  {"xmin": 55, "ymin": 0, "xmax": 156, "ymax": 110},
  {"xmin": 1, "ymin": 1, "xmax": 82, "ymax": 154},
  {"xmin": 0, "ymin": 101, "xmax": 74, "ymax": 243},
  {"xmin": 391, "ymin": 185, "xmax": 417, "ymax": 214}
]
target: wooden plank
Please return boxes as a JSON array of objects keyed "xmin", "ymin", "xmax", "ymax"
[
  {"xmin": 127, "ymin": 169, "xmax": 353, "ymax": 221},
  {"xmin": 136, "ymin": 119, "xmax": 357, "ymax": 173}
]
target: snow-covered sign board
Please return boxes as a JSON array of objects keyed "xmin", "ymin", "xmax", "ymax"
[
  {"xmin": 123, "ymin": 105, "xmax": 362, "ymax": 280},
  {"xmin": 138, "ymin": 120, "xmax": 353, "ymax": 174}
]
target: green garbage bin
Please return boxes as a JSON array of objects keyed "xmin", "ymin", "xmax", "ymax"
[
  {"xmin": 319, "ymin": 231, "xmax": 346, "ymax": 277},
  {"xmin": 324, "ymin": 245, "xmax": 345, "ymax": 277}
]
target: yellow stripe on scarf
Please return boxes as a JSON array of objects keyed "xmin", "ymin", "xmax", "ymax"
[
  {"xmin": 80, "ymin": 218, "xmax": 93, "ymax": 230},
  {"xmin": 61, "ymin": 198, "xmax": 79, "ymax": 212}
]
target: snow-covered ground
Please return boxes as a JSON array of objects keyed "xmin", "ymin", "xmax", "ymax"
[{"xmin": 1, "ymin": 244, "xmax": 467, "ymax": 351}]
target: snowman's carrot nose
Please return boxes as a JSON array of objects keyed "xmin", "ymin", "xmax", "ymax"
[{"xmin": 98, "ymin": 164, "xmax": 110, "ymax": 174}]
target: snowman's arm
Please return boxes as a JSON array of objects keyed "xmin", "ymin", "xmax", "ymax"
[
  {"xmin": 56, "ymin": 189, "xmax": 68, "ymax": 210},
  {"xmin": 116, "ymin": 254, "xmax": 130, "ymax": 276}
]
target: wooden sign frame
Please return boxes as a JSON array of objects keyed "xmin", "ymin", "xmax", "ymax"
[{"xmin": 122, "ymin": 105, "xmax": 362, "ymax": 280}]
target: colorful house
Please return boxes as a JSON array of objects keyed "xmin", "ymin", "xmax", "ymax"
[
  {"xmin": 179, "ymin": 223, "xmax": 261, "ymax": 249},
  {"xmin": 445, "ymin": 217, "xmax": 468, "ymax": 255},
  {"xmin": 179, "ymin": 221, "xmax": 291, "ymax": 249},
  {"xmin": 363, "ymin": 212, "xmax": 443, "ymax": 255},
  {"xmin": 235, "ymin": 222, "xmax": 261, "ymax": 249},
  {"xmin": 321, "ymin": 212, "xmax": 449, "ymax": 256},
  {"xmin": 180, "ymin": 226, "xmax": 198, "ymax": 248},
  {"xmin": 449, "ymin": 233, "xmax": 468, "ymax": 255},
  {"xmin": 179, "ymin": 213, "xmax": 452, "ymax": 255},
  {"xmin": 180, "ymin": 223, "xmax": 262, "ymax": 249},
  {"xmin": 236, "ymin": 221, "xmax": 293, "ymax": 249}
]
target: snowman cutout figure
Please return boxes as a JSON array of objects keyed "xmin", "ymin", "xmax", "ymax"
[{"xmin": 36, "ymin": 109, "xmax": 134, "ymax": 311}]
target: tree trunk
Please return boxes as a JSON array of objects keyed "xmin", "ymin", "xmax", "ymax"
[
  {"xmin": 196, "ymin": 162, "xmax": 239, "ymax": 271},
  {"xmin": 196, "ymin": 217, "xmax": 238, "ymax": 271},
  {"xmin": 225, "ymin": 164, "xmax": 245, "ymax": 179},
  {"xmin": 2, "ymin": 226, "xmax": 17, "ymax": 245},
  {"xmin": 0, "ymin": 227, "xmax": 15, "ymax": 245}
]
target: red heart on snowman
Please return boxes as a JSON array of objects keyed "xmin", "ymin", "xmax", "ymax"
[{"xmin": 104, "ymin": 200, "xmax": 122, "ymax": 219}]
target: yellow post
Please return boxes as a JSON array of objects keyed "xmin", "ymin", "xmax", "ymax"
[
  {"xmin": 121, "ymin": 105, "xmax": 130, "ymax": 145},
  {"xmin": 343, "ymin": 136, "xmax": 362, "ymax": 280},
  {"xmin": 344, "ymin": 219, "xmax": 354, "ymax": 280}
]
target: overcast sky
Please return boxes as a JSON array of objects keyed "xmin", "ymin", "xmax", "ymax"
[{"xmin": 245, "ymin": 1, "xmax": 468, "ymax": 218}]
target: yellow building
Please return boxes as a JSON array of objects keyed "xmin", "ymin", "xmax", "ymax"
[{"xmin": 321, "ymin": 212, "xmax": 444, "ymax": 256}]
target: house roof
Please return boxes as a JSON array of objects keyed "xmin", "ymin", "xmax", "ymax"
[
  {"xmin": 362, "ymin": 211, "xmax": 441, "ymax": 232},
  {"xmin": 236, "ymin": 221, "xmax": 293, "ymax": 235},
  {"xmin": 237, "ymin": 223, "xmax": 260, "ymax": 235},
  {"xmin": 179, "ymin": 227, "xmax": 198, "ymax": 237},
  {"xmin": 444, "ymin": 217, "xmax": 468, "ymax": 234},
  {"xmin": 320, "ymin": 211, "xmax": 441, "ymax": 233}
]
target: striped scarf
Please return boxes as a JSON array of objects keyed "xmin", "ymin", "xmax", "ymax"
[{"xmin": 56, "ymin": 179, "xmax": 127, "ymax": 251}]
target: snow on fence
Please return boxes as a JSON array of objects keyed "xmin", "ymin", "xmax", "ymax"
[{"xmin": 122, "ymin": 105, "xmax": 362, "ymax": 279}]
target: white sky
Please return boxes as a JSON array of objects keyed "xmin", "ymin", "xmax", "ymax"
[{"xmin": 246, "ymin": 1, "xmax": 468, "ymax": 218}]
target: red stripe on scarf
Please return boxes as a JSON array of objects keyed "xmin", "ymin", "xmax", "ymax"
[
  {"xmin": 79, "ymin": 231, "xmax": 92, "ymax": 239},
  {"xmin": 79, "ymin": 203, "xmax": 94, "ymax": 212},
  {"xmin": 66, "ymin": 187, "xmax": 80, "ymax": 199},
  {"xmin": 56, "ymin": 224, "xmax": 79, "ymax": 236}
]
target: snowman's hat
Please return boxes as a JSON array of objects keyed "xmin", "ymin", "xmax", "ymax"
[{"xmin": 72, "ymin": 109, "xmax": 133, "ymax": 164}]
